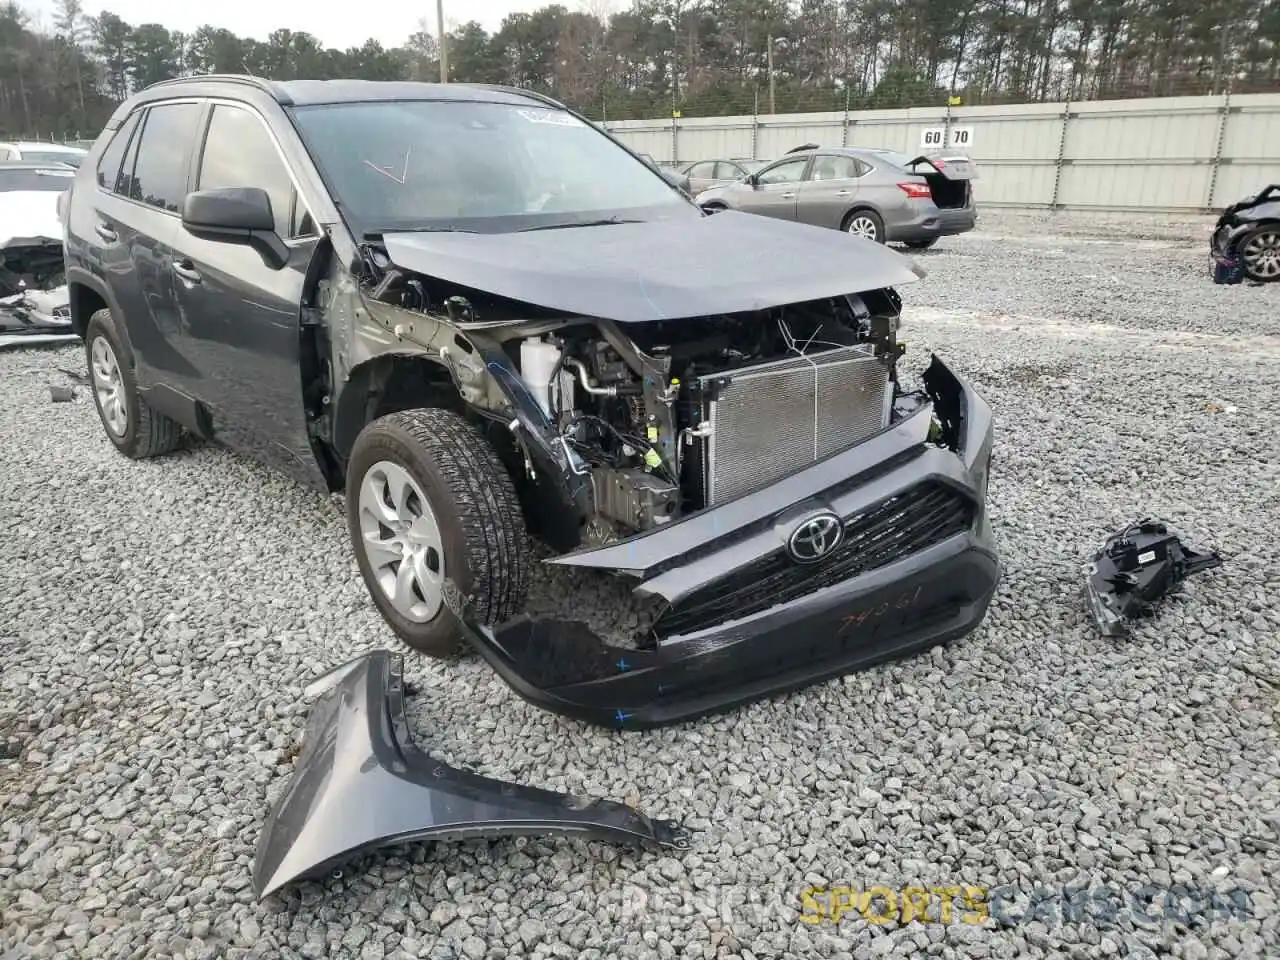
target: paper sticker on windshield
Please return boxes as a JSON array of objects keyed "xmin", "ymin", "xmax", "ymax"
[{"xmin": 517, "ymin": 108, "xmax": 580, "ymax": 127}]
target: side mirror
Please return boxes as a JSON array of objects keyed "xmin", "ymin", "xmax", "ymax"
[
  {"xmin": 744, "ymin": 174, "xmax": 759, "ymax": 187},
  {"xmin": 182, "ymin": 187, "xmax": 288, "ymax": 270}
]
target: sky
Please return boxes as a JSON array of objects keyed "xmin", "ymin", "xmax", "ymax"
[{"xmin": 18, "ymin": 0, "xmax": 587, "ymax": 52}]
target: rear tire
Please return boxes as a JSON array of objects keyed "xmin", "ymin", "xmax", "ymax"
[
  {"xmin": 85, "ymin": 309, "xmax": 182, "ymax": 459},
  {"xmin": 842, "ymin": 209, "xmax": 885, "ymax": 243},
  {"xmin": 1238, "ymin": 225, "xmax": 1280, "ymax": 283},
  {"xmin": 345, "ymin": 408, "xmax": 530, "ymax": 657},
  {"xmin": 904, "ymin": 238, "xmax": 938, "ymax": 250}
]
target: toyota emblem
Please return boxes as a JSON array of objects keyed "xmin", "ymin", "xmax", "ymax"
[{"xmin": 786, "ymin": 512, "xmax": 844, "ymax": 563}]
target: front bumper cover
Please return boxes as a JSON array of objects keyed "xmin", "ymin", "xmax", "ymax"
[
  {"xmin": 0, "ymin": 285, "xmax": 74, "ymax": 349},
  {"xmin": 453, "ymin": 354, "xmax": 1001, "ymax": 730},
  {"xmin": 252, "ymin": 649, "xmax": 687, "ymax": 899}
]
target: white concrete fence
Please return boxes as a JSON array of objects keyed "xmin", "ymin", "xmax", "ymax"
[{"xmin": 601, "ymin": 92, "xmax": 1280, "ymax": 213}]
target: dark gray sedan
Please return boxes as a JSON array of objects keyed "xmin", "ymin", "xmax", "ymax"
[{"xmin": 695, "ymin": 146, "xmax": 977, "ymax": 248}]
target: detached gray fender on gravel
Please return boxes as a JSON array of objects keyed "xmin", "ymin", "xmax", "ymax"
[{"xmin": 252, "ymin": 648, "xmax": 689, "ymax": 899}]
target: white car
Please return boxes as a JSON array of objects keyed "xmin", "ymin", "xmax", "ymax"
[
  {"xmin": 0, "ymin": 161, "xmax": 75, "ymax": 348},
  {"xmin": 0, "ymin": 140, "xmax": 89, "ymax": 168}
]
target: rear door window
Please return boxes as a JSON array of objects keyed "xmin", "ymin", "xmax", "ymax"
[
  {"xmin": 809, "ymin": 155, "xmax": 865, "ymax": 181},
  {"xmin": 128, "ymin": 101, "xmax": 204, "ymax": 213},
  {"xmin": 95, "ymin": 111, "xmax": 142, "ymax": 193}
]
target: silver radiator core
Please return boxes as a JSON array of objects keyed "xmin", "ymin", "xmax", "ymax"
[{"xmin": 698, "ymin": 344, "xmax": 892, "ymax": 504}]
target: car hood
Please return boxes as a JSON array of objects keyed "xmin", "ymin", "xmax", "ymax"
[
  {"xmin": 381, "ymin": 209, "xmax": 924, "ymax": 324},
  {"xmin": 1217, "ymin": 185, "xmax": 1280, "ymax": 228},
  {"xmin": 0, "ymin": 190, "xmax": 64, "ymax": 248}
]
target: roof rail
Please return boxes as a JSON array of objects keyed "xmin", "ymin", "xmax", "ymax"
[
  {"xmin": 456, "ymin": 83, "xmax": 566, "ymax": 110},
  {"xmin": 140, "ymin": 74, "xmax": 291, "ymax": 104}
]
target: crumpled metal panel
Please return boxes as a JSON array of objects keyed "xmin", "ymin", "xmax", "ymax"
[
  {"xmin": 380, "ymin": 209, "xmax": 925, "ymax": 326},
  {"xmin": 252, "ymin": 648, "xmax": 688, "ymax": 899}
]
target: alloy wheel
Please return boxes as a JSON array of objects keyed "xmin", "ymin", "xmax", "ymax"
[
  {"xmin": 357, "ymin": 460, "xmax": 446, "ymax": 623},
  {"xmin": 90, "ymin": 336, "xmax": 128, "ymax": 437},
  {"xmin": 1241, "ymin": 229, "xmax": 1280, "ymax": 280},
  {"xmin": 846, "ymin": 215, "xmax": 879, "ymax": 242}
]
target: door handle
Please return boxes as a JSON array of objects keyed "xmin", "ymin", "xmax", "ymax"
[
  {"xmin": 94, "ymin": 223, "xmax": 117, "ymax": 242},
  {"xmin": 172, "ymin": 261, "xmax": 202, "ymax": 284},
  {"xmin": 835, "ymin": 190, "xmax": 851, "ymax": 196},
  {"xmin": 781, "ymin": 192, "xmax": 796, "ymax": 199}
]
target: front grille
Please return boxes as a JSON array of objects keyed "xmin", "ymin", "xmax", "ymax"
[
  {"xmin": 652, "ymin": 482, "xmax": 974, "ymax": 639},
  {"xmin": 698, "ymin": 344, "xmax": 890, "ymax": 505}
]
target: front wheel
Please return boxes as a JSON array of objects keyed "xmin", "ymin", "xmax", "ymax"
[
  {"xmin": 1239, "ymin": 225, "xmax": 1280, "ymax": 283},
  {"xmin": 843, "ymin": 209, "xmax": 885, "ymax": 243},
  {"xmin": 345, "ymin": 408, "xmax": 531, "ymax": 657}
]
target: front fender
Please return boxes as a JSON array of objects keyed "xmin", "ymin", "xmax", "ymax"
[{"xmin": 252, "ymin": 648, "xmax": 688, "ymax": 899}]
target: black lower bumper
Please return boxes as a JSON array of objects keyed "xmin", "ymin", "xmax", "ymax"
[
  {"xmin": 252, "ymin": 650, "xmax": 687, "ymax": 898},
  {"xmin": 455, "ymin": 355, "xmax": 1001, "ymax": 730}
]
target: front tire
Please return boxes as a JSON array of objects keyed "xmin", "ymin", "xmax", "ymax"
[
  {"xmin": 85, "ymin": 309, "xmax": 182, "ymax": 459},
  {"xmin": 345, "ymin": 408, "xmax": 530, "ymax": 657},
  {"xmin": 843, "ymin": 209, "xmax": 885, "ymax": 243},
  {"xmin": 1239, "ymin": 225, "xmax": 1280, "ymax": 283}
]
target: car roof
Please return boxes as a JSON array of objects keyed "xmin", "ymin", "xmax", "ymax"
[
  {"xmin": 133, "ymin": 75, "xmax": 567, "ymax": 110},
  {"xmin": 787, "ymin": 146, "xmax": 890, "ymax": 158}
]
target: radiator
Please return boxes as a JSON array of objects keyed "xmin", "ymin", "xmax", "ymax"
[{"xmin": 696, "ymin": 344, "xmax": 892, "ymax": 505}]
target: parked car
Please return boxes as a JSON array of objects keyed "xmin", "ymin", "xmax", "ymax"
[
  {"xmin": 695, "ymin": 145, "xmax": 977, "ymax": 248},
  {"xmin": 0, "ymin": 161, "xmax": 75, "ymax": 347},
  {"xmin": 60, "ymin": 76, "xmax": 997, "ymax": 730},
  {"xmin": 1210, "ymin": 184, "xmax": 1280, "ymax": 284},
  {"xmin": 0, "ymin": 140, "xmax": 89, "ymax": 168},
  {"xmin": 679, "ymin": 158, "xmax": 767, "ymax": 196},
  {"xmin": 635, "ymin": 151, "xmax": 692, "ymax": 193}
]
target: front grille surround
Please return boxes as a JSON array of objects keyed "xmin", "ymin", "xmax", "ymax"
[{"xmin": 651, "ymin": 481, "xmax": 975, "ymax": 640}]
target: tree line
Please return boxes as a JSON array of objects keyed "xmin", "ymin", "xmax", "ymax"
[{"xmin": 1, "ymin": 0, "xmax": 1276, "ymax": 140}]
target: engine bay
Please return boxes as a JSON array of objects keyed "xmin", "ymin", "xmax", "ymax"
[
  {"xmin": 357, "ymin": 249, "xmax": 909, "ymax": 541},
  {"xmin": 498, "ymin": 292, "xmax": 906, "ymax": 538}
]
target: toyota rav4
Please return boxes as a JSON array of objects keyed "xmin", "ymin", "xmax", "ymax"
[{"xmin": 61, "ymin": 76, "xmax": 1000, "ymax": 728}]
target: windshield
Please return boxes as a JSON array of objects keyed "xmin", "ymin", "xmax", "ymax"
[
  {"xmin": 289, "ymin": 100, "xmax": 695, "ymax": 234},
  {"xmin": 19, "ymin": 151, "xmax": 82, "ymax": 168},
  {"xmin": 0, "ymin": 168, "xmax": 75, "ymax": 192}
]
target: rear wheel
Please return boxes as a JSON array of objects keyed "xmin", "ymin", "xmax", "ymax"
[
  {"xmin": 346, "ymin": 408, "xmax": 530, "ymax": 657},
  {"xmin": 1239, "ymin": 225, "xmax": 1280, "ymax": 283},
  {"xmin": 843, "ymin": 209, "xmax": 885, "ymax": 243},
  {"xmin": 85, "ymin": 309, "xmax": 182, "ymax": 459},
  {"xmin": 904, "ymin": 238, "xmax": 938, "ymax": 250}
]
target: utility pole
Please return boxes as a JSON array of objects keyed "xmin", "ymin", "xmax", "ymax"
[
  {"xmin": 767, "ymin": 36, "xmax": 776, "ymax": 114},
  {"xmin": 437, "ymin": 0, "xmax": 449, "ymax": 83}
]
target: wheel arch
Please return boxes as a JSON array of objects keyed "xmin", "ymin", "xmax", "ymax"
[
  {"xmin": 840, "ymin": 203, "xmax": 883, "ymax": 229},
  {"xmin": 66, "ymin": 268, "xmax": 133, "ymax": 364},
  {"xmin": 331, "ymin": 353, "xmax": 467, "ymax": 465}
]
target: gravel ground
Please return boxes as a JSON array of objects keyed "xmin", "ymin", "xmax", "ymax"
[{"xmin": 2, "ymin": 209, "xmax": 1279, "ymax": 960}]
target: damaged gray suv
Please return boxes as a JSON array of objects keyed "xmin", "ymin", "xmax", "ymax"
[{"xmin": 61, "ymin": 76, "xmax": 999, "ymax": 729}]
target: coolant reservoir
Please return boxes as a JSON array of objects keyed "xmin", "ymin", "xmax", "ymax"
[{"xmin": 520, "ymin": 337, "xmax": 562, "ymax": 417}]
